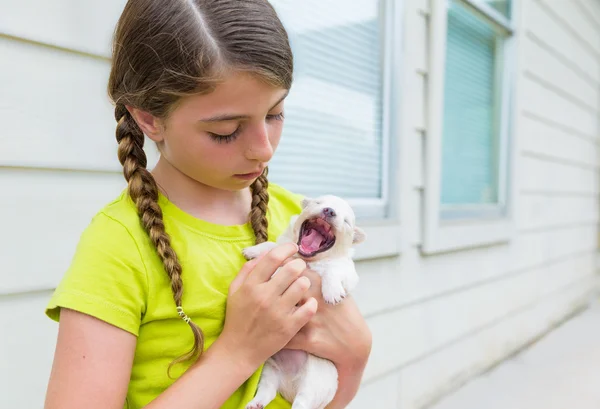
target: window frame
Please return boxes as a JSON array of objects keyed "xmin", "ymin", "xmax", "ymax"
[
  {"xmin": 351, "ymin": 0, "xmax": 403, "ymax": 260},
  {"xmin": 422, "ymin": 0, "xmax": 518, "ymax": 255},
  {"xmin": 346, "ymin": 0, "xmax": 394, "ymax": 220}
]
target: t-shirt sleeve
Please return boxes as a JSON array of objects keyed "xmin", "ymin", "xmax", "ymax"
[
  {"xmin": 45, "ymin": 212, "xmax": 149, "ymax": 336},
  {"xmin": 269, "ymin": 183, "xmax": 304, "ymax": 213}
]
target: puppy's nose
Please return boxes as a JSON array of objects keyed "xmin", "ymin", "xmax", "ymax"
[{"xmin": 322, "ymin": 207, "xmax": 336, "ymax": 218}]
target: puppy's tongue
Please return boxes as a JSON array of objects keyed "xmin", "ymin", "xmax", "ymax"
[{"xmin": 300, "ymin": 229, "xmax": 325, "ymax": 254}]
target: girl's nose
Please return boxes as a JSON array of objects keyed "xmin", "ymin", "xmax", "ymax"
[{"xmin": 245, "ymin": 123, "xmax": 274, "ymax": 162}]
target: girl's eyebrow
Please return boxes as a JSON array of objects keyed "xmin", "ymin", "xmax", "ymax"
[{"xmin": 198, "ymin": 91, "xmax": 289, "ymax": 123}]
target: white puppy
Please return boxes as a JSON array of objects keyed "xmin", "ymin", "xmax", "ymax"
[{"xmin": 242, "ymin": 195, "xmax": 366, "ymax": 409}]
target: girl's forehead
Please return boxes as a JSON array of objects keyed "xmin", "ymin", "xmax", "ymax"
[{"xmin": 173, "ymin": 72, "xmax": 288, "ymax": 118}]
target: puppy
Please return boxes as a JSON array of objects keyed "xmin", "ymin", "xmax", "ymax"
[{"xmin": 242, "ymin": 195, "xmax": 366, "ymax": 409}]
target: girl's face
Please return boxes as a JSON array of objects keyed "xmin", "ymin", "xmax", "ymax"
[{"xmin": 135, "ymin": 71, "xmax": 288, "ymax": 191}]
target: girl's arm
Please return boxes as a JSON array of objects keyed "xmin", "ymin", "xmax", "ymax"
[
  {"xmin": 45, "ymin": 243, "xmax": 317, "ymax": 409},
  {"xmin": 45, "ymin": 308, "xmax": 138, "ymax": 409},
  {"xmin": 44, "ymin": 308, "xmax": 257, "ymax": 409},
  {"xmin": 286, "ymin": 270, "xmax": 373, "ymax": 409}
]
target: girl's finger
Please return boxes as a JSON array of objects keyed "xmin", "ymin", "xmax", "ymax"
[
  {"xmin": 246, "ymin": 242, "xmax": 299, "ymax": 285},
  {"xmin": 268, "ymin": 258, "xmax": 307, "ymax": 295},
  {"xmin": 291, "ymin": 297, "xmax": 318, "ymax": 329},
  {"xmin": 280, "ymin": 275, "xmax": 311, "ymax": 308}
]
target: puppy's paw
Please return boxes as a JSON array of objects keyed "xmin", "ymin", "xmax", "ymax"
[
  {"xmin": 246, "ymin": 400, "xmax": 266, "ymax": 409},
  {"xmin": 343, "ymin": 272, "xmax": 359, "ymax": 293},
  {"xmin": 321, "ymin": 280, "xmax": 347, "ymax": 305},
  {"xmin": 242, "ymin": 241, "xmax": 278, "ymax": 261},
  {"xmin": 242, "ymin": 246, "xmax": 261, "ymax": 261}
]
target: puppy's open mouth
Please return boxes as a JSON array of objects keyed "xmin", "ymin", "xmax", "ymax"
[{"xmin": 298, "ymin": 218, "xmax": 336, "ymax": 258}]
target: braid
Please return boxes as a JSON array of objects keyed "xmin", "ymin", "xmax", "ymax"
[
  {"xmin": 249, "ymin": 168, "xmax": 270, "ymax": 244},
  {"xmin": 115, "ymin": 104, "xmax": 204, "ymax": 375}
]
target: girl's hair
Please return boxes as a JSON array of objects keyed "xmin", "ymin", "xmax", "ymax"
[{"xmin": 107, "ymin": 0, "xmax": 293, "ymax": 374}]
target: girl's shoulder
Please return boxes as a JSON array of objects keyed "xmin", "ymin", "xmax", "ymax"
[
  {"xmin": 267, "ymin": 182, "xmax": 304, "ymax": 213},
  {"xmin": 81, "ymin": 183, "xmax": 304, "ymax": 237},
  {"xmin": 69, "ymin": 183, "xmax": 305, "ymax": 252},
  {"xmin": 266, "ymin": 183, "xmax": 304, "ymax": 238},
  {"xmin": 45, "ymin": 190, "xmax": 150, "ymax": 336}
]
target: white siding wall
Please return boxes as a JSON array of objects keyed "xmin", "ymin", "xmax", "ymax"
[
  {"xmin": 1, "ymin": 0, "xmax": 599, "ymax": 408},
  {"xmin": 0, "ymin": 2, "xmax": 132, "ymax": 408},
  {"xmin": 348, "ymin": 0, "xmax": 600, "ymax": 408}
]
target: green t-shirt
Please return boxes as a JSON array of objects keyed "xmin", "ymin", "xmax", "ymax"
[{"xmin": 46, "ymin": 183, "xmax": 303, "ymax": 409}]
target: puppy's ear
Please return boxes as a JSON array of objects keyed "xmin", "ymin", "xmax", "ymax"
[
  {"xmin": 353, "ymin": 226, "xmax": 366, "ymax": 244},
  {"xmin": 301, "ymin": 197, "xmax": 314, "ymax": 209}
]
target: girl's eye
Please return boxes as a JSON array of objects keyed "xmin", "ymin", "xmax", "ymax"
[
  {"xmin": 267, "ymin": 112, "xmax": 285, "ymax": 121},
  {"xmin": 208, "ymin": 127, "xmax": 240, "ymax": 144}
]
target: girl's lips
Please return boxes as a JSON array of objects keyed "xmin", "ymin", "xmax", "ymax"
[{"xmin": 234, "ymin": 171, "xmax": 263, "ymax": 180}]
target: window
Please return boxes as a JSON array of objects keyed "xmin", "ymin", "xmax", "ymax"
[
  {"xmin": 423, "ymin": 0, "xmax": 516, "ymax": 254},
  {"xmin": 267, "ymin": 0, "xmax": 402, "ymax": 260},
  {"xmin": 268, "ymin": 0, "xmax": 394, "ymax": 222}
]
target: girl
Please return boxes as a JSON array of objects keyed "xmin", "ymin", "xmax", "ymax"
[{"xmin": 43, "ymin": 1, "xmax": 372, "ymax": 409}]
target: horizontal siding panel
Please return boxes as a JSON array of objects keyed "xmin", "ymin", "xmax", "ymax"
[
  {"xmin": 355, "ymin": 225, "xmax": 597, "ymax": 318},
  {"xmin": 576, "ymin": 0, "xmax": 600, "ymax": 27},
  {"xmin": 0, "ymin": 37, "xmax": 160, "ymax": 172},
  {"xmin": 0, "ymin": 0, "xmax": 124, "ymax": 57},
  {"xmin": 522, "ymin": 35, "xmax": 599, "ymax": 111},
  {"xmin": 520, "ymin": 75, "xmax": 600, "ymax": 138},
  {"xmin": 1, "ymin": 169, "xmax": 127, "ymax": 294},
  {"xmin": 520, "ymin": 113, "xmax": 599, "ymax": 168},
  {"xmin": 347, "ymin": 372, "xmax": 400, "ymax": 409},
  {"xmin": 398, "ymin": 276, "xmax": 593, "ymax": 409},
  {"xmin": 363, "ymin": 254, "xmax": 595, "ymax": 382},
  {"xmin": 526, "ymin": 0, "xmax": 600, "ymax": 83},
  {"xmin": 520, "ymin": 155, "xmax": 599, "ymax": 195},
  {"xmin": 518, "ymin": 193, "xmax": 599, "ymax": 231},
  {"xmin": 525, "ymin": 31, "xmax": 599, "ymax": 95},
  {"xmin": 539, "ymin": 0, "xmax": 600, "ymax": 56},
  {"xmin": 0, "ymin": 290, "xmax": 57, "ymax": 409},
  {"xmin": 509, "ymin": 226, "xmax": 598, "ymax": 267}
]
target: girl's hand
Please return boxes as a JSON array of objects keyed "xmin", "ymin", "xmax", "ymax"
[
  {"xmin": 286, "ymin": 269, "xmax": 372, "ymax": 408},
  {"xmin": 218, "ymin": 242, "xmax": 318, "ymax": 371}
]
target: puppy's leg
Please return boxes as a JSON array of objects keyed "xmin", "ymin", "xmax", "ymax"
[
  {"xmin": 291, "ymin": 356, "xmax": 338, "ymax": 409},
  {"xmin": 243, "ymin": 214, "xmax": 300, "ymax": 261},
  {"xmin": 341, "ymin": 263, "xmax": 359, "ymax": 294},
  {"xmin": 242, "ymin": 241, "xmax": 278, "ymax": 260},
  {"xmin": 321, "ymin": 273, "xmax": 347, "ymax": 305},
  {"xmin": 246, "ymin": 359, "xmax": 281, "ymax": 409},
  {"xmin": 309, "ymin": 261, "xmax": 347, "ymax": 305}
]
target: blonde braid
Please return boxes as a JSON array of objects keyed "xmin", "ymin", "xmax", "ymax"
[
  {"xmin": 115, "ymin": 104, "xmax": 204, "ymax": 375},
  {"xmin": 249, "ymin": 168, "xmax": 270, "ymax": 244}
]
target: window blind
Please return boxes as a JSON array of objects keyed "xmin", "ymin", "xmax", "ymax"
[
  {"xmin": 440, "ymin": 0, "xmax": 505, "ymax": 206},
  {"xmin": 267, "ymin": 0, "xmax": 384, "ymax": 200}
]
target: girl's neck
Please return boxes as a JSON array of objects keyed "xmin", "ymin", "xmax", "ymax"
[{"xmin": 151, "ymin": 157, "xmax": 253, "ymax": 226}]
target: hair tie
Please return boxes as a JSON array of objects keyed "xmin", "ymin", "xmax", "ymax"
[{"xmin": 176, "ymin": 306, "xmax": 191, "ymax": 324}]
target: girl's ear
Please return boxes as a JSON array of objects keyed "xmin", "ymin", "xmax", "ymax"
[{"xmin": 127, "ymin": 106, "xmax": 164, "ymax": 142}]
